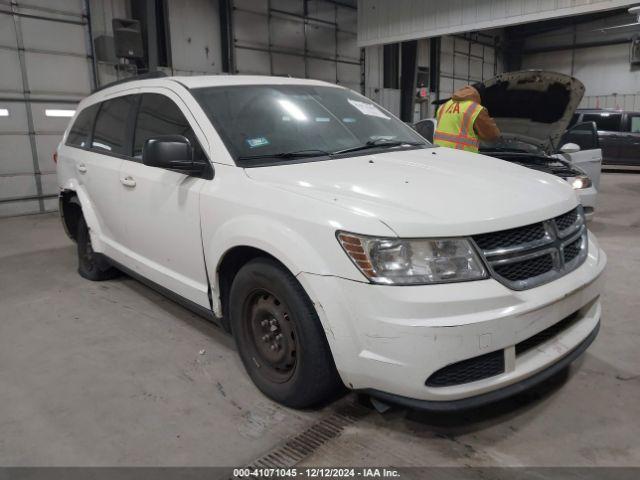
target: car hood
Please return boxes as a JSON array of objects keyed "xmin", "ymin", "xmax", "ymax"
[
  {"xmin": 244, "ymin": 147, "xmax": 578, "ymax": 238},
  {"xmin": 480, "ymin": 70, "xmax": 585, "ymax": 151}
]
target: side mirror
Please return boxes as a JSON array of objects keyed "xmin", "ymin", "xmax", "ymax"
[
  {"xmin": 559, "ymin": 142, "xmax": 580, "ymax": 154},
  {"xmin": 143, "ymin": 135, "xmax": 206, "ymax": 176},
  {"xmin": 414, "ymin": 119, "xmax": 436, "ymax": 143}
]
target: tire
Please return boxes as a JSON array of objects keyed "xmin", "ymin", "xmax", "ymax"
[
  {"xmin": 76, "ymin": 215, "xmax": 119, "ymax": 281},
  {"xmin": 229, "ymin": 257, "xmax": 344, "ymax": 408}
]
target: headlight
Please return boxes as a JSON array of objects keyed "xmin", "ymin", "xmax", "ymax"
[
  {"xmin": 570, "ymin": 175, "xmax": 592, "ymax": 190},
  {"xmin": 337, "ymin": 232, "xmax": 488, "ymax": 285}
]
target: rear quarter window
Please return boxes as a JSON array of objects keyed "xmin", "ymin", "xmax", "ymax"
[{"xmin": 66, "ymin": 104, "xmax": 99, "ymax": 148}]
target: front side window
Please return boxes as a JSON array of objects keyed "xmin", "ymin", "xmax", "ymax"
[
  {"xmin": 133, "ymin": 93, "xmax": 205, "ymax": 160},
  {"xmin": 92, "ymin": 95, "xmax": 137, "ymax": 155},
  {"xmin": 581, "ymin": 113, "xmax": 622, "ymax": 132},
  {"xmin": 66, "ymin": 104, "xmax": 99, "ymax": 148},
  {"xmin": 191, "ymin": 85, "xmax": 426, "ymax": 166}
]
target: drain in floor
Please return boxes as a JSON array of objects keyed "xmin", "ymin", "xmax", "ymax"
[{"xmin": 233, "ymin": 402, "xmax": 370, "ymax": 475}]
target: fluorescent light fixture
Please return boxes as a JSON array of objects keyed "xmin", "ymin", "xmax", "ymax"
[
  {"xmin": 277, "ymin": 99, "xmax": 307, "ymax": 121},
  {"xmin": 0, "ymin": 108, "xmax": 8, "ymax": 117},
  {"xmin": 45, "ymin": 109, "xmax": 75, "ymax": 118}
]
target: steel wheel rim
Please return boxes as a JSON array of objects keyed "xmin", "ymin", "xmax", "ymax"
[{"xmin": 242, "ymin": 289, "xmax": 298, "ymax": 383}]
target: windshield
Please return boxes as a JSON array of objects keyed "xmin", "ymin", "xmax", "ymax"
[{"xmin": 191, "ymin": 85, "xmax": 428, "ymax": 166}]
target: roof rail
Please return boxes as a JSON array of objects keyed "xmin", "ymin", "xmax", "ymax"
[{"xmin": 93, "ymin": 71, "xmax": 168, "ymax": 93}]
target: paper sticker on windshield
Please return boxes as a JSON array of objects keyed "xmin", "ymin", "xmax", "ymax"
[
  {"xmin": 348, "ymin": 99, "xmax": 389, "ymax": 119},
  {"xmin": 246, "ymin": 137, "xmax": 270, "ymax": 148}
]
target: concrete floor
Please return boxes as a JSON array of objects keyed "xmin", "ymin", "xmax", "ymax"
[{"xmin": 1, "ymin": 173, "xmax": 639, "ymax": 467}]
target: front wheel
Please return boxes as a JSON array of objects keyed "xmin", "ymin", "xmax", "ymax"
[{"xmin": 229, "ymin": 258, "xmax": 343, "ymax": 408}]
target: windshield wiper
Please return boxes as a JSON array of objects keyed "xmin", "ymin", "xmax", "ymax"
[
  {"xmin": 333, "ymin": 138, "xmax": 424, "ymax": 155},
  {"xmin": 237, "ymin": 149, "xmax": 331, "ymax": 161}
]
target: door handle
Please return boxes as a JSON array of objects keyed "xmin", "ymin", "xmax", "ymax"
[
  {"xmin": 120, "ymin": 176, "xmax": 136, "ymax": 188},
  {"xmin": 76, "ymin": 163, "xmax": 87, "ymax": 173}
]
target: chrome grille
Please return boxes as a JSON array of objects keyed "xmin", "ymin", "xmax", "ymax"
[{"xmin": 472, "ymin": 207, "xmax": 588, "ymax": 290}]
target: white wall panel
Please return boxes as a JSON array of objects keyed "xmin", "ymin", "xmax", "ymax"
[
  {"xmin": 0, "ymin": 1, "xmax": 91, "ymax": 216},
  {"xmin": 234, "ymin": 48, "xmax": 271, "ymax": 74},
  {"xmin": 24, "ymin": 53, "xmax": 92, "ymax": 95},
  {"xmin": 234, "ymin": 10, "xmax": 270, "ymax": 47},
  {"xmin": 582, "ymin": 94, "xmax": 640, "ymax": 110},
  {"xmin": 307, "ymin": 58, "xmax": 337, "ymax": 82},
  {"xmin": 0, "ymin": 14, "xmax": 16, "ymax": 47},
  {"xmin": 307, "ymin": 24, "xmax": 337, "ymax": 56},
  {"xmin": 232, "ymin": 0, "xmax": 360, "ymax": 88},
  {"xmin": 0, "ymin": 49, "xmax": 23, "ymax": 93},
  {"xmin": 357, "ymin": 0, "xmax": 637, "ymax": 46},
  {"xmin": 522, "ymin": 44, "xmax": 640, "ymax": 98},
  {"xmin": 272, "ymin": 53, "xmax": 306, "ymax": 77},
  {"xmin": 0, "ymin": 174, "xmax": 38, "ymax": 200},
  {"xmin": 20, "ymin": 17, "xmax": 86, "ymax": 55},
  {"xmin": 0, "ymin": 136, "xmax": 33, "ymax": 175},
  {"xmin": 167, "ymin": 0, "xmax": 223, "ymax": 74},
  {"xmin": 0, "ymin": 103, "xmax": 28, "ymax": 133},
  {"xmin": 271, "ymin": 16, "xmax": 305, "ymax": 49}
]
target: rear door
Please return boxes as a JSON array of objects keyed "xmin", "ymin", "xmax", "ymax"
[
  {"xmin": 118, "ymin": 90, "xmax": 211, "ymax": 307},
  {"xmin": 580, "ymin": 112, "xmax": 624, "ymax": 165},
  {"xmin": 64, "ymin": 94, "xmax": 137, "ymax": 258},
  {"xmin": 619, "ymin": 113, "xmax": 640, "ymax": 166},
  {"xmin": 557, "ymin": 121, "xmax": 602, "ymax": 190}
]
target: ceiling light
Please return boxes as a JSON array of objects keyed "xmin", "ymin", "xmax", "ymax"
[
  {"xmin": 0, "ymin": 108, "xmax": 9, "ymax": 117},
  {"xmin": 45, "ymin": 109, "xmax": 75, "ymax": 117}
]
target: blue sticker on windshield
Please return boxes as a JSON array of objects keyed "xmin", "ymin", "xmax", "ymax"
[{"xmin": 246, "ymin": 137, "xmax": 270, "ymax": 148}]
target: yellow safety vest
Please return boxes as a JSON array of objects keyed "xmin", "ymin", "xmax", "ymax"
[{"xmin": 434, "ymin": 99, "xmax": 482, "ymax": 153}]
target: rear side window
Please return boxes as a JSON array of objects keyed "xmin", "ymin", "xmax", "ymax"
[
  {"xmin": 133, "ymin": 93, "xmax": 205, "ymax": 160},
  {"xmin": 628, "ymin": 114, "xmax": 640, "ymax": 133},
  {"xmin": 66, "ymin": 104, "xmax": 99, "ymax": 148},
  {"xmin": 92, "ymin": 95, "xmax": 137, "ymax": 155},
  {"xmin": 581, "ymin": 113, "xmax": 622, "ymax": 132}
]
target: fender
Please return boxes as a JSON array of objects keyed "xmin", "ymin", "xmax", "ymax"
[
  {"xmin": 60, "ymin": 180, "xmax": 106, "ymax": 253},
  {"xmin": 206, "ymin": 214, "xmax": 346, "ymax": 317}
]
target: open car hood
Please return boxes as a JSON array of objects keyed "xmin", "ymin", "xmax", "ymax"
[{"xmin": 480, "ymin": 70, "xmax": 585, "ymax": 151}]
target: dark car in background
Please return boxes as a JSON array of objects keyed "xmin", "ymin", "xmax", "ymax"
[{"xmin": 571, "ymin": 109, "xmax": 640, "ymax": 167}]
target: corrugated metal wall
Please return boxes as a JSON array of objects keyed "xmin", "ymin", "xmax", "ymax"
[
  {"xmin": 357, "ymin": 0, "xmax": 637, "ymax": 47},
  {"xmin": 0, "ymin": 0, "xmax": 94, "ymax": 217}
]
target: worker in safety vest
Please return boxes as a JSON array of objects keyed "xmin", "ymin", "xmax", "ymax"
[{"xmin": 434, "ymin": 85, "xmax": 500, "ymax": 153}]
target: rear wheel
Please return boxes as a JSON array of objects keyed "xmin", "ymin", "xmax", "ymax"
[
  {"xmin": 76, "ymin": 216, "xmax": 119, "ymax": 281},
  {"xmin": 230, "ymin": 257, "xmax": 343, "ymax": 408}
]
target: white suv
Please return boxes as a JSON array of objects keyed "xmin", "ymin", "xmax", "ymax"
[{"xmin": 56, "ymin": 75, "xmax": 606, "ymax": 410}]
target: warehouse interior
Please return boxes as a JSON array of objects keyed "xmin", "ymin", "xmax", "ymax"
[{"xmin": 1, "ymin": 0, "xmax": 639, "ymax": 475}]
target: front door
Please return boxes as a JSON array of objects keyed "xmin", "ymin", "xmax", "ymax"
[
  {"xmin": 580, "ymin": 112, "xmax": 624, "ymax": 165},
  {"xmin": 118, "ymin": 91, "xmax": 211, "ymax": 308},
  {"xmin": 620, "ymin": 113, "xmax": 640, "ymax": 167}
]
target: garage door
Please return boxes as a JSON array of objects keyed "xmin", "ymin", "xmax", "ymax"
[
  {"xmin": 439, "ymin": 34, "xmax": 501, "ymax": 101},
  {"xmin": 0, "ymin": 0, "xmax": 94, "ymax": 217},
  {"xmin": 231, "ymin": 0, "xmax": 361, "ymax": 91}
]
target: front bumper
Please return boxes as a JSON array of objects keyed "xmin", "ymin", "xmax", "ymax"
[{"xmin": 299, "ymin": 232, "xmax": 606, "ymax": 406}]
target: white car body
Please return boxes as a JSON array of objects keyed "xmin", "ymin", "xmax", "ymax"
[{"xmin": 56, "ymin": 75, "xmax": 606, "ymax": 409}]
